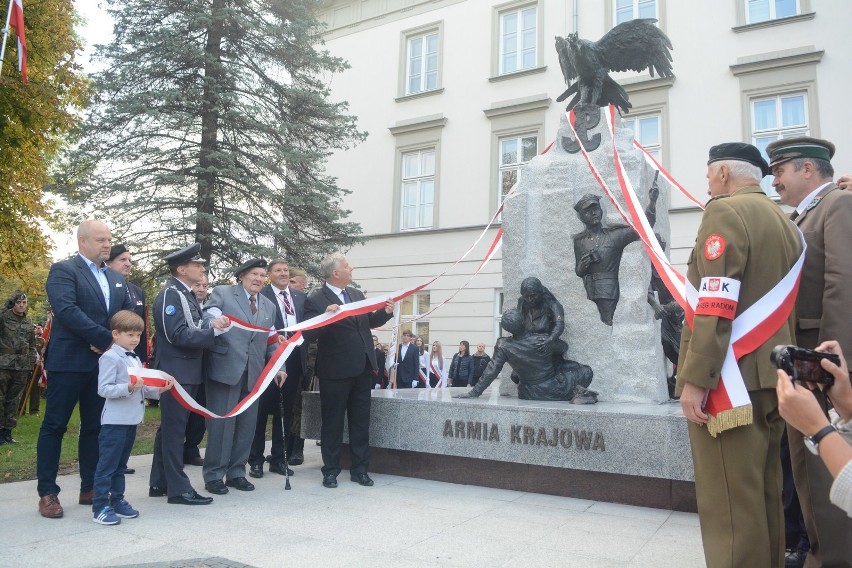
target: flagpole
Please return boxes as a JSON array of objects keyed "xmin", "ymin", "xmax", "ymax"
[{"xmin": 0, "ymin": 0, "xmax": 15, "ymax": 79}]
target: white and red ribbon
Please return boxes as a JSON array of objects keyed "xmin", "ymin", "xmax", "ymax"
[
  {"xmin": 568, "ymin": 105, "xmax": 805, "ymax": 432},
  {"xmin": 130, "ymin": 333, "xmax": 303, "ymax": 419}
]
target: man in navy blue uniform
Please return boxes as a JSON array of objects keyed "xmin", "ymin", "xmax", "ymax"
[
  {"xmin": 148, "ymin": 244, "xmax": 229, "ymax": 505},
  {"xmin": 37, "ymin": 220, "xmax": 134, "ymax": 518}
]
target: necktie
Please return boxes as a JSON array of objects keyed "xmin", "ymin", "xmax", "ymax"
[
  {"xmin": 250, "ymin": 295, "xmax": 257, "ymax": 315},
  {"xmin": 790, "ymin": 210, "xmax": 799, "ymax": 221},
  {"xmin": 341, "ymin": 288, "xmax": 352, "ymax": 304},
  {"xmin": 279, "ymin": 290, "xmax": 294, "ymax": 315},
  {"xmin": 125, "ymin": 351, "xmax": 136, "ymax": 357}
]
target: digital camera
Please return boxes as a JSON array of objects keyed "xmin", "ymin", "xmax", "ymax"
[{"xmin": 770, "ymin": 345, "xmax": 839, "ymax": 387}]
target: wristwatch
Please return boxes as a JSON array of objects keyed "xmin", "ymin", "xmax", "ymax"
[{"xmin": 804, "ymin": 425, "xmax": 837, "ymax": 455}]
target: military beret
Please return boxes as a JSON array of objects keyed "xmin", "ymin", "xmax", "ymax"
[
  {"xmin": 108, "ymin": 244, "xmax": 129, "ymax": 261},
  {"xmin": 766, "ymin": 136, "xmax": 835, "ymax": 169},
  {"xmin": 574, "ymin": 193, "xmax": 602, "ymax": 212},
  {"xmin": 707, "ymin": 142, "xmax": 770, "ymax": 177},
  {"xmin": 163, "ymin": 243, "xmax": 206, "ymax": 266},
  {"xmin": 234, "ymin": 258, "xmax": 268, "ymax": 278}
]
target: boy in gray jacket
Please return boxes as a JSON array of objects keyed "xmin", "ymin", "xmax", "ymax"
[{"xmin": 92, "ymin": 311, "xmax": 173, "ymax": 525}]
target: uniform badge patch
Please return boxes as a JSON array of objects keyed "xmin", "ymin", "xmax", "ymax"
[
  {"xmin": 704, "ymin": 234, "xmax": 726, "ymax": 261},
  {"xmin": 165, "ymin": 305, "xmax": 176, "ymax": 316}
]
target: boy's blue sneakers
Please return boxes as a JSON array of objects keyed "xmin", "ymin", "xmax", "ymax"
[
  {"xmin": 93, "ymin": 506, "xmax": 121, "ymax": 525},
  {"xmin": 112, "ymin": 499, "xmax": 140, "ymax": 519}
]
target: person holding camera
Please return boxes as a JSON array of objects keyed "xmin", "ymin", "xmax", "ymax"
[{"xmin": 777, "ymin": 340, "xmax": 852, "ymax": 517}]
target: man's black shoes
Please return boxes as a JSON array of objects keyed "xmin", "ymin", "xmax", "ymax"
[
  {"xmin": 225, "ymin": 477, "xmax": 255, "ymax": 491},
  {"xmin": 148, "ymin": 486, "xmax": 167, "ymax": 497},
  {"xmin": 249, "ymin": 463, "xmax": 264, "ymax": 479},
  {"xmin": 350, "ymin": 473, "xmax": 374, "ymax": 486},
  {"xmin": 269, "ymin": 462, "xmax": 294, "ymax": 476},
  {"xmin": 288, "ymin": 452, "xmax": 304, "ymax": 466},
  {"xmin": 205, "ymin": 480, "xmax": 229, "ymax": 495},
  {"xmin": 322, "ymin": 474, "xmax": 338, "ymax": 488},
  {"xmin": 167, "ymin": 490, "xmax": 213, "ymax": 505}
]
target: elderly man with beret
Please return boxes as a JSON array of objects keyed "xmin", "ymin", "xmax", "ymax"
[
  {"xmin": 767, "ymin": 136, "xmax": 852, "ymax": 567},
  {"xmin": 201, "ymin": 258, "xmax": 285, "ymax": 495},
  {"xmin": 677, "ymin": 143, "xmax": 802, "ymax": 567}
]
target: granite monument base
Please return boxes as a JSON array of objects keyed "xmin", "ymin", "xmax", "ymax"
[{"xmin": 302, "ymin": 386, "xmax": 696, "ymax": 512}]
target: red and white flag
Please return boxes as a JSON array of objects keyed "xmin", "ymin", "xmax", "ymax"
[{"xmin": 9, "ymin": 0, "xmax": 27, "ymax": 82}]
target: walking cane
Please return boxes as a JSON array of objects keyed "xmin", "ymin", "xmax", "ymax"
[{"xmin": 277, "ymin": 376, "xmax": 291, "ymax": 490}]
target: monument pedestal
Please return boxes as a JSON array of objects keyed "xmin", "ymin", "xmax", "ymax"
[{"xmin": 302, "ymin": 387, "xmax": 696, "ymax": 512}]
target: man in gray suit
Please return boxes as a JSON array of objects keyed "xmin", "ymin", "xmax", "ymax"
[{"xmin": 202, "ymin": 258, "xmax": 285, "ymax": 494}]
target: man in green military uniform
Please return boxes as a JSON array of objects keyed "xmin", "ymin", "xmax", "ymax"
[
  {"xmin": 0, "ymin": 291, "xmax": 37, "ymax": 444},
  {"xmin": 677, "ymin": 143, "xmax": 802, "ymax": 567}
]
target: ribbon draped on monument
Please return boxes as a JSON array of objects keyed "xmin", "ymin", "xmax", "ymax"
[{"xmin": 566, "ymin": 104, "xmax": 805, "ymax": 435}]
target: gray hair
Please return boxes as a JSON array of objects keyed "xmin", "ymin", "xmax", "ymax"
[
  {"xmin": 790, "ymin": 157, "xmax": 834, "ymax": 178},
  {"xmin": 712, "ymin": 160, "xmax": 763, "ymax": 182},
  {"xmin": 320, "ymin": 253, "xmax": 347, "ymax": 280}
]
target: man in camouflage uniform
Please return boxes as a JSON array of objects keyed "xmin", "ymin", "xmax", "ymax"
[{"xmin": 0, "ymin": 291, "xmax": 36, "ymax": 444}]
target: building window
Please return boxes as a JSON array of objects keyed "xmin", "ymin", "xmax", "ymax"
[
  {"xmin": 614, "ymin": 0, "xmax": 657, "ymax": 24},
  {"xmin": 751, "ymin": 92, "xmax": 808, "ymax": 195},
  {"xmin": 406, "ymin": 31, "xmax": 439, "ymax": 95},
  {"xmin": 622, "ymin": 114, "xmax": 661, "ymax": 162},
  {"xmin": 401, "ymin": 149, "xmax": 435, "ymax": 230},
  {"xmin": 746, "ymin": 0, "xmax": 798, "ymax": 23},
  {"xmin": 401, "ymin": 291, "xmax": 430, "ymax": 343},
  {"xmin": 498, "ymin": 134, "xmax": 538, "ymax": 210},
  {"xmin": 499, "ymin": 5, "xmax": 537, "ymax": 75}
]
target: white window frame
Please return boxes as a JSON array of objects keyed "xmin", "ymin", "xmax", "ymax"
[
  {"xmin": 613, "ymin": 0, "xmax": 658, "ymax": 25},
  {"xmin": 750, "ymin": 92, "xmax": 809, "ymax": 196},
  {"xmin": 622, "ymin": 113, "xmax": 662, "ymax": 163},
  {"xmin": 400, "ymin": 291, "xmax": 430, "ymax": 344},
  {"xmin": 745, "ymin": 0, "xmax": 800, "ymax": 24},
  {"xmin": 498, "ymin": 4, "xmax": 537, "ymax": 75},
  {"xmin": 497, "ymin": 133, "xmax": 538, "ymax": 212},
  {"xmin": 400, "ymin": 148, "xmax": 436, "ymax": 231}
]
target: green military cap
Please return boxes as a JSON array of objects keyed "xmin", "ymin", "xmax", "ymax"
[{"xmin": 766, "ymin": 136, "xmax": 835, "ymax": 169}]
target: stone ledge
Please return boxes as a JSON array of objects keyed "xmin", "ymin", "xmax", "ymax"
[{"xmin": 301, "ymin": 387, "xmax": 694, "ymax": 487}]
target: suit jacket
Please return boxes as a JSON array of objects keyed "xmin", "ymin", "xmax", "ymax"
[
  {"xmin": 127, "ymin": 281, "xmax": 148, "ymax": 362},
  {"xmin": 396, "ymin": 342, "xmax": 420, "ymax": 382},
  {"xmin": 203, "ymin": 284, "xmax": 277, "ymax": 388},
  {"xmin": 97, "ymin": 344, "xmax": 158, "ymax": 425},
  {"xmin": 45, "ymin": 254, "xmax": 133, "ymax": 373},
  {"xmin": 260, "ymin": 284, "xmax": 307, "ymax": 373},
  {"xmin": 152, "ymin": 277, "xmax": 216, "ymax": 385},
  {"xmin": 677, "ymin": 186, "xmax": 802, "ymax": 393},
  {"xmin": 793, "ymin": 183, "xmax": 852, "ymax": 367},
  {"xmin": 303, "ymin": 283, "xmax": 392, "ymax": 381}
]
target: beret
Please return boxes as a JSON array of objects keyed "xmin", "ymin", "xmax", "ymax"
[
  {"xmin": 707, "ymin": 142, "xmax": 770, "ymax": 177},
  {"xmin": 234, "ymin": 258, "xmax": 268, "ymax": 278},
  {"xmin": 108, "ymin": 244, "xmax": 129, "ymax": 261}
]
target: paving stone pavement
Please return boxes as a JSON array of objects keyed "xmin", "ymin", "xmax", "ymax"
[{"xmin": 0, "ymin": 443, "xmax": 705, "ymax": 567}]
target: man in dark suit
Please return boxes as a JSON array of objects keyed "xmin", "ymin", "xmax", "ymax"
[
  {"xmin": 202, "ymin": 259, "xmax": 284, "ymax": 495},
  {"xmin": 149, "ymin": 243, "xmax": 228, "ymax": 506},
  {"xmin": 373, "ymin": 335, "xmax": 387, "ymax": 389},
  {"xmin": 303, "ymin": 253, "xmax": 394, "ymax": 488},
  {"xmin": 768, "ymin": 137, "xmax": 852, "ymax": 566},
  {"xmin": 249, "ymin": 259, "xmax": 306, "ymax": 478},
  {"xmin": 395, "ymin": 329, "xmax": 420, "ymax": 388},
  {"xmin": 105, "ymin": 244, "xmax": 148, "ymax": 363},
  {"xmin": 37, "ymin": 220, "xmax": 134, "ymax": 518}
]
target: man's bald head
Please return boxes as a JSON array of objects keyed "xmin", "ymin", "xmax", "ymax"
[{"xmin": 77, "ymin": 220, "xmax": 113, "ymax": 264}]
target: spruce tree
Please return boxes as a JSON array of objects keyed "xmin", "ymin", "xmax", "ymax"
[{"xmin": 58, "ymin": 0, "xmax": 365, "ymax": 273}]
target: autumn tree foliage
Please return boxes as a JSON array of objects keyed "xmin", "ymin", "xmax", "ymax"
[{"xmin": 0, "ymin": 0, "xmax": 88, "ymax": 281}]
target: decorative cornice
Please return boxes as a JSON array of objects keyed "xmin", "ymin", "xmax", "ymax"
[
  {"xmin": 388, "ymin": 114, "xmax": 447, "ymax": 136},
  {"xmin": 395, "ymin": 88, "xmax": 445, "ymax": 104},
  {"xmin": 619, "ymin": 75, "xmax": 676, "ymax": 94},
  {"xmin": 730, "ymin": 46, "xmax": 824, "ymax": 76},
  {"xmin": 483, "ymin": 94, "xmax": 551, "ymax": 119}
]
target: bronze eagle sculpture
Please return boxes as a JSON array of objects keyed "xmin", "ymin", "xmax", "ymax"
[{"xmin": 555, "ymin": 19, "xmax": 673, "ymax": 114}]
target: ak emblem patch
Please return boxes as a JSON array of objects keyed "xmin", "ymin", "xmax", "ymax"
[
  {"xmin": 165, "ymin": 305, "xmax": 176, "ymax": 316},
  {"xmin": 704, "ymin": 234, "xmax": 726, "ymax": 261}
]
